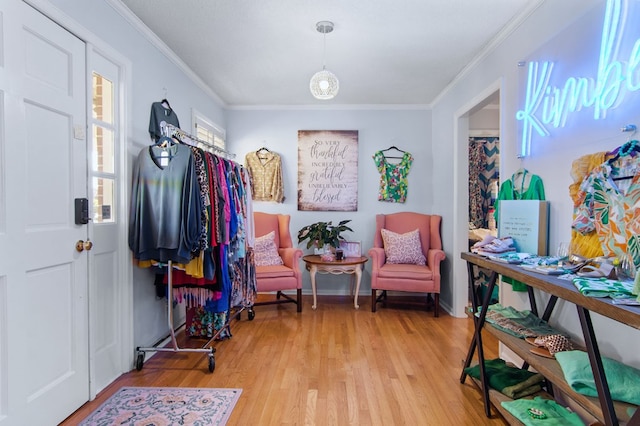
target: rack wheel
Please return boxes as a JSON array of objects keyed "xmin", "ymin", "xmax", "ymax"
[
  {"xmin": 208, "ymin": 355, "xmax": 215, "ymax": 372},
  {"xmin": 248, "ymin": 309, "xmax": 255, "ymax": 321},
  {"xmin": 135, "ymin": 352, "xmax": 144, "ymax": 371}
]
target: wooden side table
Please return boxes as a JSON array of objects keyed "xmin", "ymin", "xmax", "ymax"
[{"xmin": 302, "ymin": 255, "xmax": 368, "ymax": 310}]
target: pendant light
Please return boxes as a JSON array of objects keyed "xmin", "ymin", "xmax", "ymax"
[{"xmin": 310, "ymin": 21, "xmax": 339, "ymax": 100}]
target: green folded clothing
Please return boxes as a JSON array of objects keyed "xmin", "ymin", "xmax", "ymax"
[
  {"xmin": 501, "ymin": 396, "xmax": 585, "ymax": 425},
  {"xmin": 464, "ymin": 358, "xmax": 544, "ymax": 399},
  {"xmin": 555, "ymin": 350, "xmax": 640, "ymax": 405}
]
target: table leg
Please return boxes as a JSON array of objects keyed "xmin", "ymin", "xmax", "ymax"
[
  {"xmin": 353, "ymin": 265, "xmax": 362, "ymax": 309},
  {"xmin": 310, "ymin": 265, "xmax": 318, "ymax": 310}
]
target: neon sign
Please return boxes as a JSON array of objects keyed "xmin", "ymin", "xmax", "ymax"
[{"xmin": 516, "ymin": 0, "xmax": 640, "ymax": 156}]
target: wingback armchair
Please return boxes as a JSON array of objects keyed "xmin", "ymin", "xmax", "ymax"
[
  {"xmin": 369, "ymin": 212, "xmax": 446, "ymax": 316},
  {"xmin": 253, "ymin": 212, "xmax": 303, "ymax": 312}
]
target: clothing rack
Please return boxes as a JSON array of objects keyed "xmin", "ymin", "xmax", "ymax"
[
  {"xmin": 133, "ymin": 136, "xmax": 253, "ymax": 374},
  {"xmin": 162, "ymin": 123, "xmax": 236, "ymax": 159}
]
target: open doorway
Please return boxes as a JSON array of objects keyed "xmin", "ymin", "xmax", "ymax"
[{"xmin": 467, "ymin": 91, "xmax": 500, "ymax": 306}]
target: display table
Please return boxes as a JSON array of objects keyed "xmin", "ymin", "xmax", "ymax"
[
  {"xmin": 460, "ymin": 252, "xmax": 640, "ymax": 426},
  {"xmin": 302, "ymin": 255, "xmax": 368, "ymax": 310}
]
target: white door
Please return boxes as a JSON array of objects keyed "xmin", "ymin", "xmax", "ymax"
[{"xmin": 0, "ymin": 1, "xmax": 89, "ymax": 424}]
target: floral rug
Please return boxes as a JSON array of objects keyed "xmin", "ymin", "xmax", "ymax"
[{"xmin": 79, "ymin": 386, "xmax": 242, "ymax": 425}]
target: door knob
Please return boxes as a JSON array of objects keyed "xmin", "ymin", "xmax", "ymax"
[{"xmin": 75, "ymin": 239, "xmax": 93, "ymax": 252}]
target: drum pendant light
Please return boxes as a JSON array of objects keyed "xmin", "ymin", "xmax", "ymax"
[{"xmin": 310, "ymin": 21, "xmax": 339, "ymax": 100}]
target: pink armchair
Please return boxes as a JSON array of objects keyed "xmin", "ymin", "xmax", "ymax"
[
  {"xmin": 253, "ymin": 212, "xmax": 303, "ymax": 312},
  {"xmin": 369, "ymin": 212, "xmax": 446, "ymax": 316}
]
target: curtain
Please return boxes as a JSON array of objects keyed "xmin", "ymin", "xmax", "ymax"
[{"xmin": 469, "ymin": 137, "xmax": 500, "ymax": 229}]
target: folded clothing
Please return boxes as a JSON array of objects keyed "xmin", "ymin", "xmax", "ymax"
[
  {"xmin": 464, "ymin": 358, "xmax": 544, "ymax": 399},
  {"xmin": 482, "ymin": 304, "xmax": 563, "ymax": 339},
  {"xmin": 501, "ymin": 396, "xmax": 585, "ymax": 425},
  {"xmin": 555, "ymin": 350, "xmax": 640, "ymax": 406},
  {"xmin": 572, "ymin": 277, "xmax": 635, "ymax": 299}
]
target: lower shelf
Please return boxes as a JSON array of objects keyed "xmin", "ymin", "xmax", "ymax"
[
  {"xmin": 479, "ymin": 322, "xmax": 637, "ymax": 425},
  {"xmin": 468, "ymin": 376, "xmax": 551, "ymax": 425}
]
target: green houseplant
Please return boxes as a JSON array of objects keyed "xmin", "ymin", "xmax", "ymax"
[{"xmin": 298, "ymin": 220, "xmax": 353, "ymax": 250}]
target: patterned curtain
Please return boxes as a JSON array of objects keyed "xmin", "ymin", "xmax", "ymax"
[{"xmin": 468, "ymin": 137, "xmax": 500, "ymax": 228}]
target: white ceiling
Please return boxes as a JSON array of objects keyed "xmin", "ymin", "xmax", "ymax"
[{"xmin": 117, "ymin": 0, "xmax": 537, "ymax": 107}]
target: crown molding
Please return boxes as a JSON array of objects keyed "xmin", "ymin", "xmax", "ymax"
[{"xmin": 105, "ymin": 0, "xmax": 227, "ymax": 108}]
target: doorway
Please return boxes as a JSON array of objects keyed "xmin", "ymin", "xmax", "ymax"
[{"xmin": 451, "ymin": 81, "xmax": 501, "ymax": 318}]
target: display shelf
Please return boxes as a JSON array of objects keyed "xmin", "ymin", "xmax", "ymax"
[
  {"xmin": 460, "ymin": 252, "xmax": 640, "ymax": 426},
  {"xmin": 483, "ymin": 323, "xmax": 635, "ymax": 424}
]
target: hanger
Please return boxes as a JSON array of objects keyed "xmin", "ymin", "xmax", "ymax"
[
  {"xmin": 257, "ymin": 146, "xmax": 270, "ymax": 153},
  {"xmin": 381, "ymin": 145, "xmax": 406, "ymax": 159}
]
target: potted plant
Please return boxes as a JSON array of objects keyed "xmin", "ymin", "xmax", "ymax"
[{"xmin": 298, "ymin": 220, "xmax": 353, "ymax": 255}]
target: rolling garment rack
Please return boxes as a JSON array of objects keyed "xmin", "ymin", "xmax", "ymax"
[{"xmin": 134, "ymin": 125, "xmax": 253, "ymax": 373}]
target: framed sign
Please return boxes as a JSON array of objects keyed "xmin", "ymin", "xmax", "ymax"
[
  {"xmin": 339, "ymin": 241, "xmax": 362, "ymax": 258},
  {"xmin": 297, "ymin": 130, "xmax": 358, "ymax": 211}
]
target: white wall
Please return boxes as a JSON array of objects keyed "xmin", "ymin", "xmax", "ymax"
[
  {"xmin": 433, "ymin": 0, "xmax": 640, "ymax": 367},
  {"xmin": 45, "ymin": 0, "xmax": 228, "ymax": 348},
  {"xmin": 227, "ymin": 108, "xmax": 434, "ymax": 295}
]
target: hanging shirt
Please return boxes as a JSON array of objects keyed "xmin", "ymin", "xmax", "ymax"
[
  {"xmin": 493, "ymin": 170, "xmax": 546, "ymax": 223},
  {"xmin": 572, "ymin": 160, "xmax": 640, "ymax": 269},
  {"xmin": 148, "ymin": 101, "xmax": 180, "ymax": 142},
  {"xmin": 373, "ymin": 150, "xmax": 414, "ymax": 203},
  {"xmin": 244, "ymin": 150, "xmax": 284, "ymax": 202},
  {"xmin": 128, "ymin": 143, "xmax": 202, "ymax": 264}
]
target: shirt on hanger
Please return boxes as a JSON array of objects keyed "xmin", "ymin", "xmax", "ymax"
[
  {"xmin": 244, "ymin": 150, "xmax": 284, "ymax": 203},
  {"xmin": 373, "ymin": 150, "xmax": 414, "ymax": 203}
]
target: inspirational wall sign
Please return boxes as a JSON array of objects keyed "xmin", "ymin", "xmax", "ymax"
[{"xmin": 297, "ymin": 130, "xmax": 358, "ymax": 211}]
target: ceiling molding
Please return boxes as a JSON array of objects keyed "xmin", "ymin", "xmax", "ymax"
[
  {"xmin": 106, "ymin": 0, "xmax": 227, "ymax": 108},
  {"xmin": 228, "ymin": 103, "xmax": 432, "ymax": 111},
  {"xmin": 431, "ymin": 0, "xmax": 544, "ymax": 106}
]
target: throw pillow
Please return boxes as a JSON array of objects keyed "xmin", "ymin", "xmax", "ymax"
[
  {"xmin": 254, "ymin": 231, "xmax": 284, "ymax": 266},
  {"xmin": 381, "ymin": 228, "xmax": 426, "ymax": 265}
]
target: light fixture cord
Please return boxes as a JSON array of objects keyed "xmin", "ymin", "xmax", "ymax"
[{"xmin": 322, "ymin": 30, "xmax": 327, "ymax": 70}]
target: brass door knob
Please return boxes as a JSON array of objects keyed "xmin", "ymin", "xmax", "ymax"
[{"xmin": 75, "ymin": 240, "xmax": 93, "ymax": 252}]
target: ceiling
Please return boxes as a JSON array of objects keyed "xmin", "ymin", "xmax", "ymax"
[{"xmin": 117, "ymin": 0, "xmax": 536, "ymax": 107}]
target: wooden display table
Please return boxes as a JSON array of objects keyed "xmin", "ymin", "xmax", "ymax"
[{"xmin": 302, "ymin": 255, "xmax": 368, "ymax": 310}]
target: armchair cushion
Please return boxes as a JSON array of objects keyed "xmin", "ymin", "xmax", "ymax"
[
  {"xmin": 254, "ymin": 231, "xmax": 284, "ymax": 266},
  {"xmin": 381, "ymin": 228, "xmax": 426, "ymax": 265}
]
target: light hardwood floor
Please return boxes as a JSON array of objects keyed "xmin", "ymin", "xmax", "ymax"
[{"xmin": 61, "ymin": 295, "xmax": 507, "ymax": 425}]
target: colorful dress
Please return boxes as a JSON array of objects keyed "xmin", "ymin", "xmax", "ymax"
[
  {"xmin": 572, "ymin": 159, "xmax": 640, "ymax": 270},
  {"xmin": 373, "ymin": 151, "xmax": 413, "ymax": 203}
]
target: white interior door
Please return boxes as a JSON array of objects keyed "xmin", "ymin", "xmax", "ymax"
[{"xmin": 0, "ymin": 1, "xmax": 89, "ymax": 424}]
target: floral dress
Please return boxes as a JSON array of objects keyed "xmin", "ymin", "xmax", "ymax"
[{"xmin": 373, "ymin": 151, "xmax": 413, "ymax": 203}]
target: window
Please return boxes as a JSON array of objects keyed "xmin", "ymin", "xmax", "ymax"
[
  {"xmin": 192, "ymin": 109, "xmax": 225, "ymax": 150},
  {"xmin": 91, "ymin": 71, "xmax": 117, "ymax": 223}
]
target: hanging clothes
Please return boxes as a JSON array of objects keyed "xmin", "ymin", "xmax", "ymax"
[
  {"xmin": 493, "ymin": 169, "xmax": 545, "ymax": 292},
  {"xmin": 372, "ymin": 150, "xmax": 414, "ymax": 203},
  {"xmin": 244, "ymin": 149, "xmax": 284, "ymax": 202},
  {"xmin": 572, "ymin": 145, "xmax": 640, "ymax": 272},
  {"xmin": 148, "ymin": 100, "xmax": 181, "ymax": 142},
  {"xmin": 493, "ymin": 168, "xmax": 545, "ymax": 224},
  {"xmin": 128, "ymin": 143, "xmax": 203, "ymax": 264},
  {"xmin": 468, "ymin": 137, "xmax": 500, "ymax": 229},
  {"xmin": 568, "ymin": 152, "xmax": 609, "ymax": 259}
]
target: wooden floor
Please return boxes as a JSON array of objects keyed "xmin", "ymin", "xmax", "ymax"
[{"xmin": 61, "ymin": 295, "xmax": 507, "ymax": 425}]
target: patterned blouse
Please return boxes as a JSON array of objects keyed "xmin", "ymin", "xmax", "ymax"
[
  {"xmin": 373, "ymin": 151, "xmax": 413, "ymax": 203},
  {"xmin": 244, "ymin": 151, "xmax": 284, "ymax": 203},
  {"xmin": 572, "ymin": 158, "xmax": 640, "ymax": 269}
]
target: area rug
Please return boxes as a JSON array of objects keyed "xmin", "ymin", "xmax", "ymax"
[{"xmin": 79, "ymin": 386, "xmax": 242, "ymax": 425}]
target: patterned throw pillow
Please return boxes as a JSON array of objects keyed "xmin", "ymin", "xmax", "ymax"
[
  {"xmin": 381, "ymin": 228, "xmax": 426, "ymax": 265},
  {"xmin": 254, "ymin": 231, "xmax": 284, "ymax": 266}
]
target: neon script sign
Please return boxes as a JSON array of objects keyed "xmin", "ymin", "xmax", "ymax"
[{"xmin": 516, "ymin": 0, "xmax": 640, "ymax": 156}]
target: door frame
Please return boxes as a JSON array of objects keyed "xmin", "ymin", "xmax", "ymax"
[
  {"xmin": 25, "ymin": 0, "xmax": 134, "ymax": 399},
  {"xmin": 452, "ymin": 78, "xmax": 503, "ymax": 318}
]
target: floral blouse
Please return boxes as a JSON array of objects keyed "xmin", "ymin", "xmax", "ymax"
[
  {"xmin": 373, "ymin": 151, "xmax": 413, "ymax": 203},
  {"xmin": 572, "ymin": 159, "xmax": 640, "ymax": 269}
]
